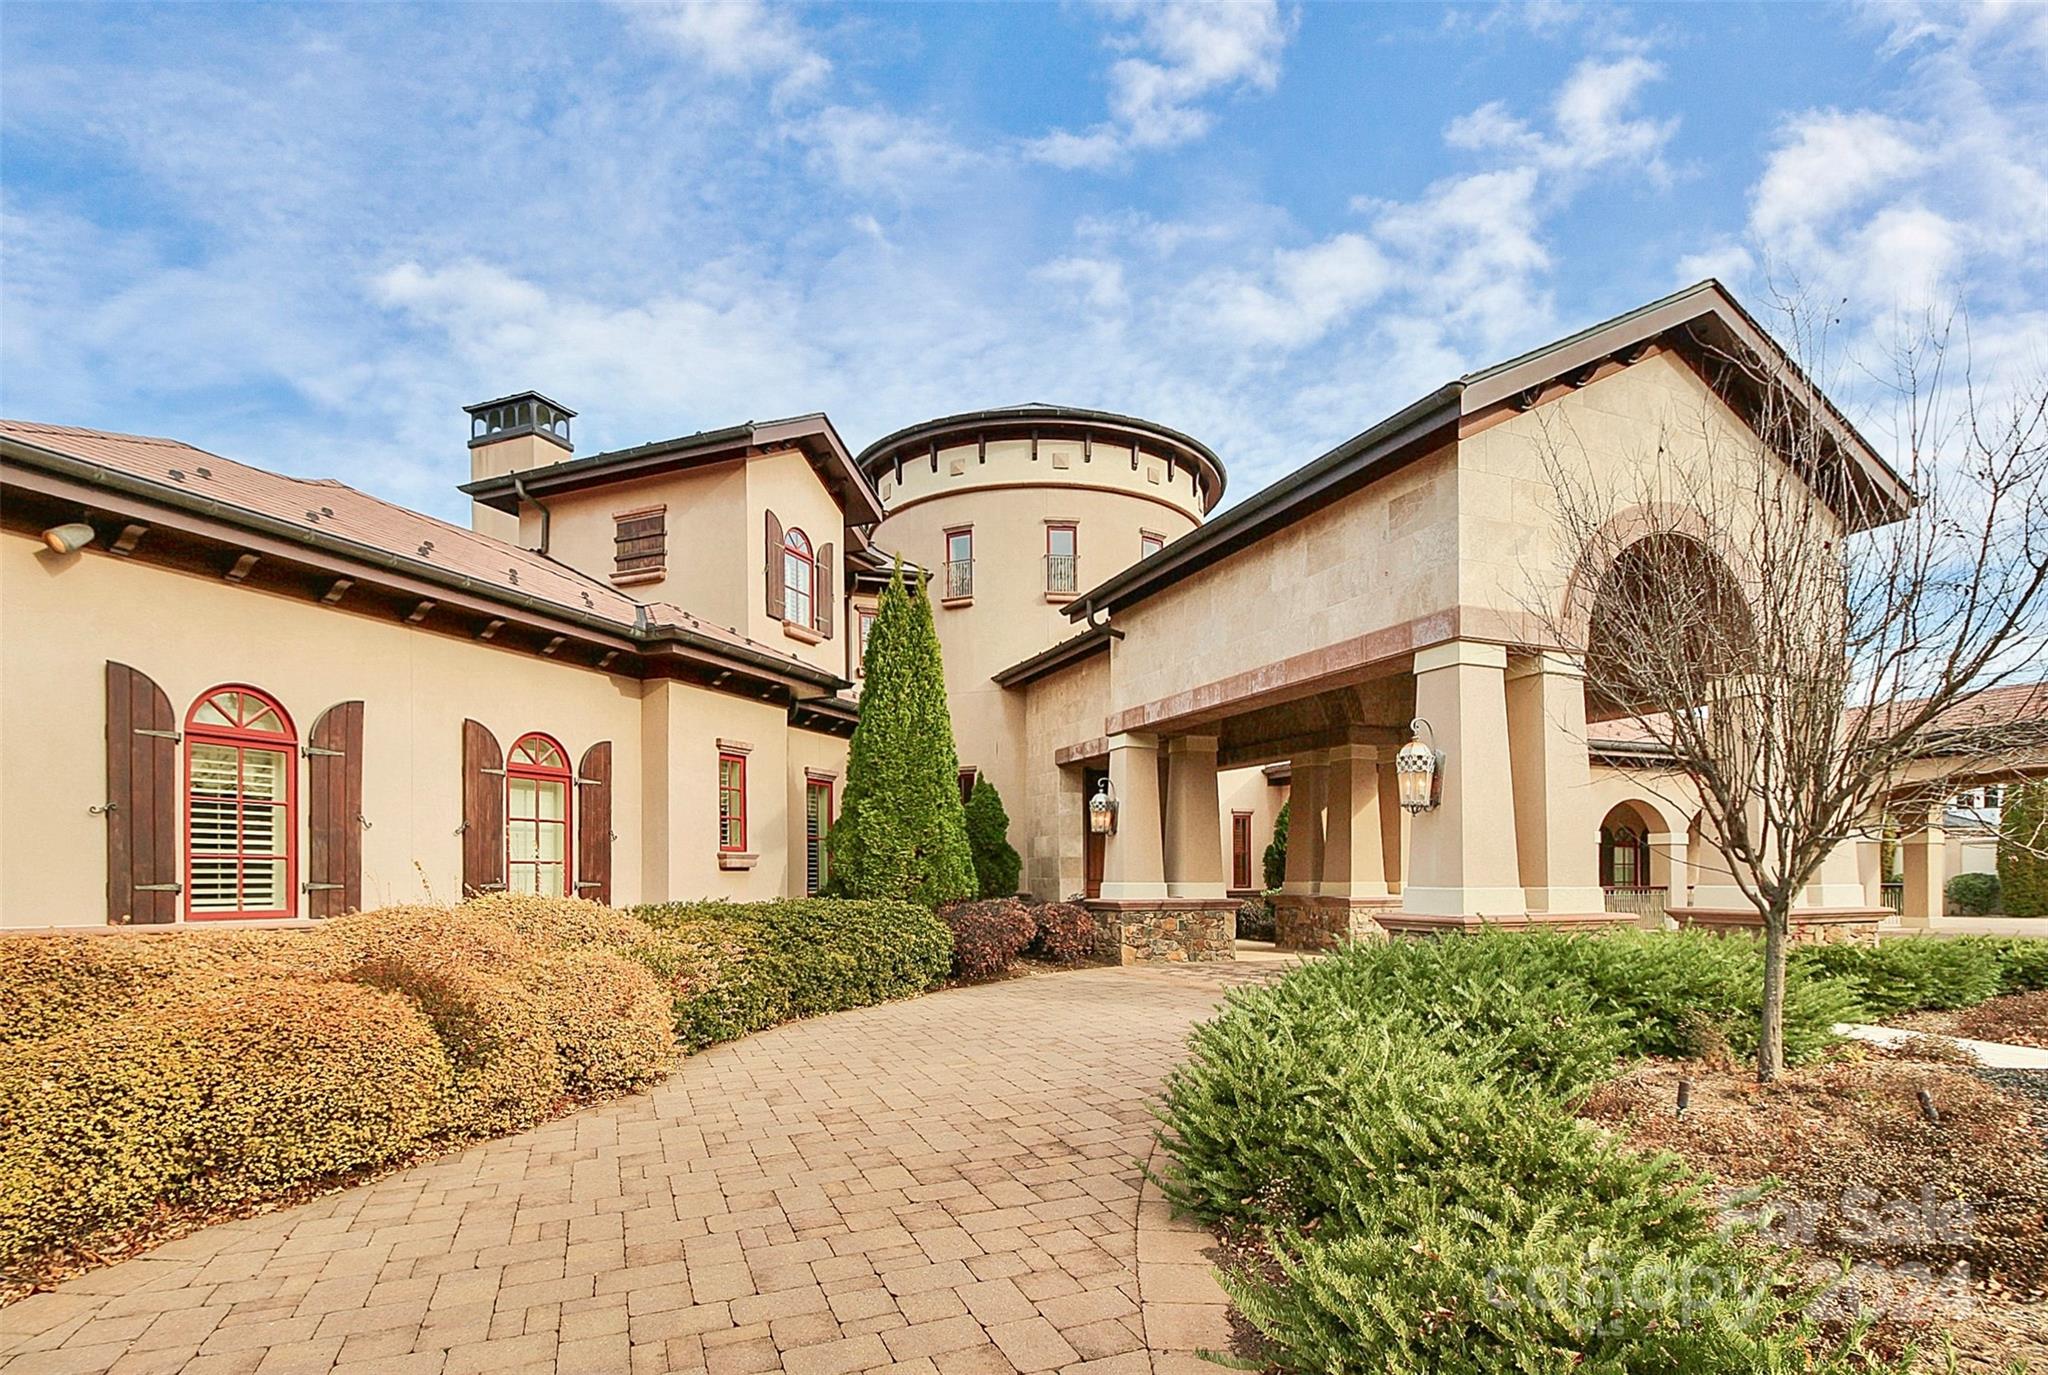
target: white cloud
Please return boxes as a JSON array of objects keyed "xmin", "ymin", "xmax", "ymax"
[
  {"xmin": 1028, "ymin": 0, "xmax": 1293, "ymax": 169},
  {"xmin": 1035, "ymin": 256, "xmax": 1128, "ymax": 311},
  {"xmin": 1189, "ymin": 233, "xmax": 1390, "ymax": 349},
  {"xmin": 1446, "ymin": 54, "xmax": 1676, "ymax": 180},
  {"xmin": 788, "ymin": 105, "xmax": 984, "ymax": 195},
  {"xmin": 1747, "ymin": 110, "xmax": 1925, "ymax": 242},
  {"xmin": 626, "ymin": 0, "xmax": 830, "ymax": 100}
]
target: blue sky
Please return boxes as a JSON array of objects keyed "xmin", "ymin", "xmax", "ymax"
[{"xmin": 4, "ymin": 1, "xmax": 2044, "ymax": 520}]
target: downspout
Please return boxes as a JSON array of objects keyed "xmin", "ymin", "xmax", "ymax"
[{"xmin": 512, "ymin": 474, "xmax": 550, "ymax": 555}]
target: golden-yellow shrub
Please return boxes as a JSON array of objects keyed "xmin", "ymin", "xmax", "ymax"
[
  {"xmin": 323, "ymin": 904, "xmax": 526, "ymax": 971},
  {"xmin": 0, "ymin": 978, "xmax": 448, "ymax": 1268},
  {"xmin": 354, "ymin": 956, "xmax": 561, "ymax": 1136},
  {"xmin": 0, "ymin": 929, "xmax": 338, "ymax": 1045},
  {"xmin": 457, "ymin": 892, "xmax": 649, "ymax": 952},
  {"xmin": 518, "ymin": 949, "xmax": 676, "ymax": 1095}
]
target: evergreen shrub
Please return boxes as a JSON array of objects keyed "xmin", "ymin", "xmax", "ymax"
[
  {"xmin": 964, "ymin": 778, "xmax": 1023, "ymax": 899},
  {"xmin": 935, "ymin": 898, "xmax": 1035, "ymax": 980},
  {"xmin": 1944, "ymin": 871, "xmax": 2001, "ymax": 916},
  {"xmin": 1792, "ymin": 936, "xmax": 2005, "ymax": 1017},
  {"xmin": 1028, "ymin": 901, "xmax": 1097, "ymax": 964}
]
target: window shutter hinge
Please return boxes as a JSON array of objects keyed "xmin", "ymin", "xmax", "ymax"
[
  {"xmin": 574, "ymin": 880, "xmax": 602, "ymax": 890},
  {"xmin": 304, "ymin": 744, "xmax": 347, "ymax": 758},
  {"xmin": 480, "ymin": 766, "xmax": 507, "ymax": 777},
  {"xmin": 304, "ymin": 881, "xmax": 345, "ymax": 892},
  {"xmin": 135, "ymin": 882, "xmax": 182, "ymax": 893},
  {"xmin": 134, "ymin": 728, "xmax": 181, "ymax": 742},
  {"xmin": 575, "ymin": 776, "xmax": 605, "ymax": 787}
]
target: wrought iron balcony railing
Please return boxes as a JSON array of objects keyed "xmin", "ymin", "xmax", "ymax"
[
  {"xmin": 944, "ymin": 558, "xmax": 974, "ymax": 600},
  {"xmin": 1044, "ymin": 553, "xmax": 1078, "ymax": 595}
]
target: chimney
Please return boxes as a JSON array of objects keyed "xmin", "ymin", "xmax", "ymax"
[{"xmin": 465, "ymin": 391, "xmax": 574, "ymax": 542}]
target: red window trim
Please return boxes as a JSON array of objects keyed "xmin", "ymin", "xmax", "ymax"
[
  {"xmin": 718, "ymin": 751, "xmax": 749, "ymax": 852},
  {"xmin": 1045, "ymin": 522, "xmax": 1077, "ymax": 557},
  {"xmin": 184, "ymin": 684, "xmax": 298, "ymax": 920},
  {"xmin": 1140, "ymin": 529, "xmax": 1165, "ymax": 557},
  {"xmin": 855, "ymin": 608, "xmax": 876, "ymax": 677},
  {"xmin": 506, "ymin": 731, "xmax": 573, "ymax": 898}
]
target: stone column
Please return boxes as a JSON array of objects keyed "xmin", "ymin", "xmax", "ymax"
[
  {"xmin": 1100, "ymin": 732, "xmax": 1166, "ymax": 900},
  {"xmin": 1281, "ymin": 750, "xmax": 1327, "ymax": 897},
  {"xmin": 1163, "ymin": 735, "xmax": 1225, "ymax": 898},
  {"xmin": 1899, "ymin": 802, "xmax": 1946, "ymax": 928},
  {"xmin": 1505, "ymin": 651, "xmax": 1604, "ymax": 914},
  {"xmin": 1402, "ymin": 641, "xmax": 1526, "ymax": 917},
  {"xmin": 1321, "ymin": 743, "xmax": 1389, "ymax": 899}
]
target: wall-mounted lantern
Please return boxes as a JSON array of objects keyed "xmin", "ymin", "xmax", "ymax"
[
  {"xmin": 42, "ymin": 522, "xmax": 96, "ymax": 555},
  {"xmin": 1395, "ymin": 717, "xmax": 1445, "ymax": 814},
  {"xmin": 1088, "ymin": 777, "xmax": 1119, "ymax": 835}
]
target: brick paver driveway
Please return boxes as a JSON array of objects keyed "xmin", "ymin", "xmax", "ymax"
[{"xmin": 2, "ymin": 958, "xmax": 1291, "ymax": 1375}]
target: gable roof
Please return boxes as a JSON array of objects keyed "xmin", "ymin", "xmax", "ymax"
[
  {"xmin": 1064, "ymin": 280, "xmax": 1912, "ymax": 622},
  {"xmin": 461, "ymin": 413, "xmax": 884, "ymax": 527},
  {"xmin": 0, "ymin": 418, "xmax": 848, "ymax": 692}
]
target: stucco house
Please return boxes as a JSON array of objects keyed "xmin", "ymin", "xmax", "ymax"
[{"xmin": 0, "ymin": 280, "xmax": 2020, "ymax": 949}]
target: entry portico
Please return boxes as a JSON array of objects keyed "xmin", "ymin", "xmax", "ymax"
[{"xmin": 1018, "ymin": 281, "xmax": 1916, "ymax": 952}]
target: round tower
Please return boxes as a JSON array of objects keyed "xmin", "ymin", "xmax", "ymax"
[{"xmin": 855, "ymin": 404, "xmax": 1226, "ymax": 870}]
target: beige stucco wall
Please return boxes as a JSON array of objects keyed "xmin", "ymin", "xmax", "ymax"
[
  {"xmin": 533, "ymin": 462, "xmax": 749, "ymax": 632},
  {"xmin": 875, "ymin": 436, "xmax": 1209, "ymax": 524},
  {"xmin": 871, "ymin": 467, "xmax": 1201, "ymax": 863},
  {"xmin": 744, "ymin": 447, "xmax": 853, "ymax": 679},
  {"xmin": 0, "ymin": 528, "xmax": 846, "ymax": 928},
  {"xmin": 1103, "ymin": 443, "xmax": 1459, "ymax": 719},
  {"xmin": 1218, "ymin": 765, "xmax": 1287, "ymax": 893},
  {"xmin": 1016, "ymin": 652, "xmax": 1111, "ymax": 900}
]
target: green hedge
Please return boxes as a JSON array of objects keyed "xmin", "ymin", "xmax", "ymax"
[
  {"xmin": 627, "ymin": 898, "xmax": 952, "ymax": 1051},
  {"xmin": 1157, "ymin": 933, "xmax": 1896, "ymax": 1374}
]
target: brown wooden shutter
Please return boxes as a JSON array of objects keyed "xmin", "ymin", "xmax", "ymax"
[
  {"xmin": 575, "ymin": 741, "xmax": 613, "ymax": 905},
  {"xmin": 461, "ymin": 719, "xmax": 506, "ymax": 895},
  {"xmin": 305, "ymin": 701, "xmax": 364, "ymax": 918},
  {"xmin": 614, "ymin": 509, "xmax": 666, "ymax": 577},
  {"xmin": 816, "ymin": 542, "xmax": 835, "ymax": 636},
  {"xmin": 105, "ymin": 662, "xmax": 179, "ymax": 925},
  {"xmin": 765, "ymin": 510, "xmax": 785, "ymax": 619}
]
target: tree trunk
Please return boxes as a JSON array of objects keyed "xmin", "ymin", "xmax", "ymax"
[{"xmin": 1757, "ymin": 906, "xmax": 1789, "ymax": 1083}]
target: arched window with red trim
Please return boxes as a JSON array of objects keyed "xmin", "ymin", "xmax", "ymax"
[
  {"xmin": 507, "ymin": 733, "xmax": 572, "ymax": 896},
  {"xmin": 186, "ymin": 685, "xmax": 296, "ymax": 918},
  {"xmin": 782, "ymin": 527, "xmax": 814, "ymax": 626}
]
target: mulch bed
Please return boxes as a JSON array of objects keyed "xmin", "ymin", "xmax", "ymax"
[
  {"xmin": 1890, "ymin": 990, "xmax": 2048, "ymax": 1050},
  {"xmin": 1583, "ymin": 1048, "xmax": 2048, "ymax": 1373}
]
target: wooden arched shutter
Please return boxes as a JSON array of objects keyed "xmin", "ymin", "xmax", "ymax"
[
  {"xmin": 765, "ymin": 510, "xmax": 785, "ymax": 619},
  {"xmin": 576, "ymin": 741, "xmax": 614, "ymax": 905},
  {"xmin": 816, "ymin": 542, "xmax": 835, "ymax": 637},
  {"xmin": 306, "ymin": 701, "xmax": 364, "ymax": 917},
  {"xmin": 105, "ymin": 662, "xmax": 179, "ymax": 925},
  {"xmin": 461, "ymin": 719, "xmax": 506, "ymax": 895}
]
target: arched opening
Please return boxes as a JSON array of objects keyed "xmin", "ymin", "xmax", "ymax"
[
  {"xmin": 1598, "ymin": 799, "xmax": 1669, "ymax": 924},
  {"xmin": 1584, "ymin": 532, "xmax": 1754, "ymax": 721},
  {"xmin": 186, "ymin": 685, "xmax": 297, "ymax": 919},
  {"xmin": 507, "ymin": 732, "xmax": 572, "ymax": 897}
]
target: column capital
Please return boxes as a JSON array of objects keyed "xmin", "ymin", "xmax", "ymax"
[
  {"xmin": 1328, "ymin": 742, "xmax": 1382, "ymax": 764},
  {"xmin": 1164, "ymin": 734, "xmax": 1220, "ymax": 756},
  {"xmin": 1105, "ymin": 731, "xmax": 1160, "ymax": 753},
  {"xmin": 1292, "ymin": 748, "xmax": 1330, "ymax": 769},
  {"xmin": 1506, "ymin": 650, "xmax": 1585, "ymax": 682},
  {"xmin": 1413, "ymin": 639, "xmax": 1509, "ymax": 674}
]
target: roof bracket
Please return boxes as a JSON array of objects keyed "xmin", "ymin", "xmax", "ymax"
[
  {"xmin": 224, "ymin": 552, "xmax": 259, "ymax": 582},
  {"xmin": 110, "ymin": 522, "xmax": 148, "ymax": 556}
]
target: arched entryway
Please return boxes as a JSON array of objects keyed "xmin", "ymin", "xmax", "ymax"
[{"xmin": 1598, "ymin": 800, "xmax": 1663, "ymax": 923}]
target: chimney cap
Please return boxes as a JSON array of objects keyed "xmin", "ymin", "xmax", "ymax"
[{"xmin": 466, "ymin": 391, "xmax": 575, "ymax": 452}]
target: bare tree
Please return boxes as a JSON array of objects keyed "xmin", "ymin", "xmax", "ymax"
[{"xmin": 1531, "ymin": 304, "xmax": 2048, "ymax": 1081}]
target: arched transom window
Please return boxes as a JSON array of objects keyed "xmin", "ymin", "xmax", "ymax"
[
  {"xmin": 186, "ymin": 686, "xmax": 296, "ymax": 918},
  {"xmin": 507, "ymin": 732, "xmax": 571, "ymax": 897},
  {"xmin": 783, "ymin": 527, "xmax": 814, "ymax": 626}
]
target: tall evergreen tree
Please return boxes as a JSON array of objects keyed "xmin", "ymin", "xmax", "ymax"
[
  {"xmin": 1262, "ymin": 801, "xmax": 1291, "ymax": 892},
  {"xmin": 826, "ymin": 565, "xmax": 977, "ymax": 905},
  {"xmin": 2000, "ymin": 780, "xmax": 2048, "ymax": 917},
  {"xmin": 964, "ymin": 776, "xmax": 1022, "ymax": 898}
]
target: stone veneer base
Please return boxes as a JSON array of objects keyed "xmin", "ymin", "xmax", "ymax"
[
  {"xmin": 1272, "ymin": 894, "xmax": 1400, "ymax": 951},
  {"xmin": 1083, "ymin": 897, "xmax": 1237, "ymax": 964},
  {"xmin": 1670, "ymin": 906, "xmax": 1890, "ymax": 945},
  {"xmin": 1374, "ymin": 910, "xmax": 1638, "ymax": 939}
]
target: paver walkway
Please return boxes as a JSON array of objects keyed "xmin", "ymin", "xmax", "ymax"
[{"xmin": 1, "ymin": 957, "xmax": 1294, "ymax": 1375}]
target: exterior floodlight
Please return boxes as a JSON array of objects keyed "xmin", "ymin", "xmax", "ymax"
[
  {"xmin": 1088, "ymin": 777, "xmax": 1119, "ymax": 835},
  {"xmin": 42, "ymin": 523, "xmax": 96, "ymax": 555},
  {"xmin": 1395, "ymin": 717, "xmax": 1445, "ymax": 814}
]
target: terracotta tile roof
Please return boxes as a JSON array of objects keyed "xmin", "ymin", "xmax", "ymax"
[{"xmin": 0, "ymin": 418, "xmax": 822, "ymax": 672}]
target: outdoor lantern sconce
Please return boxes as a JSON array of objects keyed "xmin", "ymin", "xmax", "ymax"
[
  {"xmin": 41, "ymin": 522, "xmax": 96, "ymax": 555},
  {"xmin": 1395, "ymin": 717, "xmax": 1445, "ymax": 814},
  {"xmin": 1088, "ymin": 778, "xmax": 1119, "ymax": 835}
]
